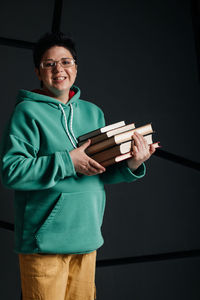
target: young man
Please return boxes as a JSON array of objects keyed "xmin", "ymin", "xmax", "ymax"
[{"xmin": 0, "ymin": 32, "xmax": 156, "ymax": 300}]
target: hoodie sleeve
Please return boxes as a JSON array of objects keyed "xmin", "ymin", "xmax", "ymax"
[
  {"xmin": 0, "ymin": 134, "xmax": 76, "ymax": 191},
  {"xmin": 0, "ymin": 105, "xmax": 76, "ymax": 191},
  {"xmin": 100, "ymin": 161, "xmax": 146, "ymax": 184}
]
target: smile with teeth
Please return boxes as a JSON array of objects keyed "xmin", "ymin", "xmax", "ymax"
[{"xmin": 53, "ymin": 76, "xmax": 66, "ymax": 81}]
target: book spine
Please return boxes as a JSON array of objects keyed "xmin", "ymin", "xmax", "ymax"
[
  {"xmin": 101, "ymin": 152, "xmax": 132, "ymax": 167},
  {"xmin": 101, "ymin": 157, "xmax": 118, "ymax": 167},
  {"xmin": 88, "ymin": 132, "xmax": 108, "ymax": 145},
  {"xmin": 78, "ymin": 127, "xmax": 101, "ymax": 142},
  {"xmin": 86, "ymin": 136, "xmax": 115, "ymax": 155},
  {"xmin": 91, "ymin": 144, "xmax": 123, "ymax": 163},
  {"xmin": 78, "ymin": 132, "xmax": 107, "ymax": 147}
]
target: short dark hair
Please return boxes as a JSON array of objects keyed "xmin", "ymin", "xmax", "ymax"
[{"xmin": 33, "ymin": 32, "xmax": 77, "ymax": 69}]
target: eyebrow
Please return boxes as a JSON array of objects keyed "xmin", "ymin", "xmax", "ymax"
[{"xmin": 42, "ymin": 57, "xmax": 69, "ymax": 61}]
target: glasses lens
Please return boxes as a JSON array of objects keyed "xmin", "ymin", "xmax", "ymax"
[
  {"xmin": 61, "ymin": 58, "xmax": 74, "ymax": 68},
  {"xmin": 42, "ymin": 60, "xmax": 55, "ymax": 69}
]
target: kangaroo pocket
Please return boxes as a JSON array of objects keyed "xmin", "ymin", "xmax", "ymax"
[{"xmin": 35, "ymin": 190, "xmax": 105, "ymax": 253}]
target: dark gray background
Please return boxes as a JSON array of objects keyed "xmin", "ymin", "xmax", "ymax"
[{"xmin": 0, "ymin": 0, "xmax": 200, "ymax": 299}]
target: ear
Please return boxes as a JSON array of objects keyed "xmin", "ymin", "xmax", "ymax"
[{"xmin": 35, "ymin": 68, "xmax": 41, "ymax": 81}]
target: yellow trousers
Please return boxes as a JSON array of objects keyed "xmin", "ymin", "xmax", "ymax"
[{"xmin": 19, "ymin": 251, "xmax": 97, "ymax": 300}]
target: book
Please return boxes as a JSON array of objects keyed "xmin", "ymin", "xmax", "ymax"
[
  {"xmin": 101, "ymin": 152, "xmax": 132, "ymax": 167},
  {"xmin": 86, "ymin": 123, "xmax": 153, "ymax": 156},
  {"xmin": 101, "ymin": 142, "xmax": 160, "ymax": 167},
  {"xmin": 78, "ymin": 123, "xmax": 136, "ymax": 146},
  {"xmin": 91, "ymin": 134, "xmax": 154, "ymax": 163},
  {"xmin": 78, "ymin": 121, "xmax": 125, "ymax": 142}
]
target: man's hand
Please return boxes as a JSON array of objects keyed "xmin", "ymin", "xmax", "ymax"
[
  {"xmin": 127, "ymin": 132, "xmax": 156, "ymax": 171},
  {"xmin": 70, "ymin": 140, "xmax": 106, "ymax": 176}
]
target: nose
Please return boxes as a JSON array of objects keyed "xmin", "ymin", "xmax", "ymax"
[{"xmin": 53, "ymin": 61, "xmax": 64, "ymax": 72}]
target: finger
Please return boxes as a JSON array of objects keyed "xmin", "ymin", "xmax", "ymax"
[
  {"xmin": 79, "ymin": 163, "xmax": 99, "ymax": 176},
  {"xmin": 132, "ymin": 133, "xmax": 143, "ymax": 152},
  {"xmin": 131, "ymin": 145, "xmax": 138, "ymax": 156},
  {"xmin": 135, "ymin": 132, "xmax": 148, "ymax": 150},
  {"xmin": 86, "ymin": 164, "xmax": 104, "ymax": 176},
  {"xmin": 131, "ymin": 137, "xmax": 135, "ymax": 149},
  {"xmin": 83, "ymin": 169, "xmax": 95, "ymax": 176},
  {"xmin": 149, "ymin": 144, "xmax": 156, "ymax": 155},
  {"xmin": 89, "ymin": 158, "xmax": 106, "ymax": 172},
  {"xmin": 87, "ymin": 165, "xmax": 101, "ymax": 175},
  {"xmin": 80, "ymin": 139, "xmax": 91, "ymax": 151}
]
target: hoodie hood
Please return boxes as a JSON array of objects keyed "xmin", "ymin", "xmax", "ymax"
[
  {"xmin": 16, "ymin": 85, "xmax": 80, "ymax": 149},
  {"xmin": 16, "ymin": 85, "xmax": 81, "ymax": 108}
]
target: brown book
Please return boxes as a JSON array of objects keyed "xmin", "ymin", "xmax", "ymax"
[
  {"xmin": 86, "ymin": 123, "xmax": 153, "ymax": 156},
  {"xmin": 101, "ymin": 152, "xmax": 132, "ymax": 167},
  {"xmin": 78, "ymin": 121, "xmax": 125, "ymax": 142},
  {"xmin": 91, "ymin": 134, "xmax": 153, "ymax": 163},
  {"xmin": 101, "ymin": 142, "xmax": 160, "ymax": 167},
  {"xmin": 78, "ymin": 123, "xmax": 135, "ymax": 146}
]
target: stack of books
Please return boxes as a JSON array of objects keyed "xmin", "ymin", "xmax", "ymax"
[{"xmin": 78, "ymin": 121, "xmax": 160, "ymax": 167}]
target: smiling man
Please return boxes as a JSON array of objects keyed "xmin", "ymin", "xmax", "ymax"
[
  {"xmin": 35, "ymin": 46, "xmax": 77, "ymax": 103},
  {"xmin": 0, "ymin": 32, "xmax": 156, "ymax": 300}
]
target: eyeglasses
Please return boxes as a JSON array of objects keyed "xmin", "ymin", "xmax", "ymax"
[{"xmin": 40, "ymin": 58, "xmax": 76, "ymax": 69}]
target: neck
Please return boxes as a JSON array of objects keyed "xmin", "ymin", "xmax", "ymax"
[{"xmin": 42, "ymin": 88, "xmax": 69, "ymax": 104}]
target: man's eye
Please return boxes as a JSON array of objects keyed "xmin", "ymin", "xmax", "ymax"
[
  {"xmin": 62, "ymin": 59, "xmax": 70, "ymax": 65},
  {"xmin": 44, "ymin": 62, "xmax": 54, "ymax": 67}
]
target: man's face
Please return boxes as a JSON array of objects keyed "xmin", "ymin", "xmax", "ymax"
[{"xmin": 35, "ymin": 46, "xmax": 77, "ymax": 97}]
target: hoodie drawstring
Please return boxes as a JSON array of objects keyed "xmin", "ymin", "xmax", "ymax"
[{"xmin": 59, "ymin": 103, "xmax": 78, "ymax": 149}]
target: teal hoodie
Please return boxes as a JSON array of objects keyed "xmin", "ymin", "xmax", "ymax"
[{"xmin": 0, "ymin": 86, "xmax": 145, "ymax": 254}]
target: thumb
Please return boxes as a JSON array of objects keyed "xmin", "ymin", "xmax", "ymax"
[
  {"xmin": 80, "ymin": 139, "xmax": 91, "ymax": 150},
  {"xmin": 149, "ymin": 144, "xmax": 156, "ymax": 155}
]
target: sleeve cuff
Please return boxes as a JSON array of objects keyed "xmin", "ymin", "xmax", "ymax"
[
  {"xmin": 119, "ymin": 162, "xmax": 146, "ymax": 182},
  {"xmin": 58, "ymin": 151, "xmax": 77, "ymax": 178}
]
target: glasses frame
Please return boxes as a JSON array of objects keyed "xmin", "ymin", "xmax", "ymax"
[{"xmin": 40, "ymin": 57, "xmax": 76, "ymax": 69}]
